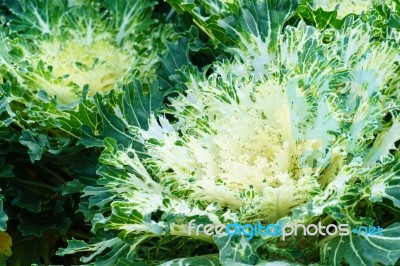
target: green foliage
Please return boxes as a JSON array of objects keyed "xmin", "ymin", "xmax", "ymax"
[{"xmin": 321, "ymin": 223, "xmax": 400, "ymax": 266}]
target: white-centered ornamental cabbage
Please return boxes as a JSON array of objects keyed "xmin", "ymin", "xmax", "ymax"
[
  {"xmin": 0, "ymin": 0, "xmax": 172, "ymax": 160},
  {"xmin": 57, "ymin": 1, "xmax": 400, "ymax": 265},
  {"xmin": 1, "ymin": 0, "xmax": 166, "ymax": 104}
]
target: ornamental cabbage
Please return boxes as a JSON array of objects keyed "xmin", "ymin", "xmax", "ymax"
[
  {"xmin": 1, "ymin": 0, "xmax": 400, "ymax": 265},
  {"xmin": 57, "ymin": 1, "xmax": 400, "ymax": 265},
  {"xmin": 0, "ymin": 0, "xmax": 171, "ymax": 160}
]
